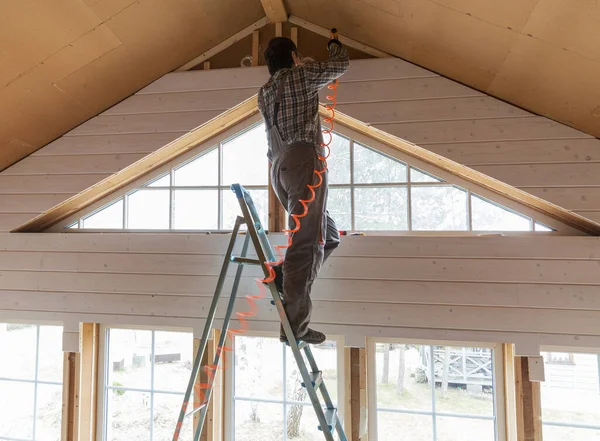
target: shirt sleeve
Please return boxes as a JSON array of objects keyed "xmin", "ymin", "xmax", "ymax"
[{"xmin": 300, "ymin": 41, "xmax": 350, "ymax": 91}]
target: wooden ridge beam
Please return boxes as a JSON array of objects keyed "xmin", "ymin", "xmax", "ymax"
[
  {"xmin": 16, "ymin": 96, "xmax": 260, "ymax": 232},
  {"xmin": 260, "ymin": 0, "xmax": 288, "ymax": 23},
  {"xmin": 321, "ymin": 105, "xmax": 600, "ymax": 235},
  {"xmin": 289, "ymin": 15, "xmax": 390, "ymax": 58},
  {"xmin": 176, "ymin": 17, "xmax": 270, "ymax": 71}
]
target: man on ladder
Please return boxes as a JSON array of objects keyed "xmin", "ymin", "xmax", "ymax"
[{"xmin": 258, "ymin": 33, "xmax": 349, "ymax": 345}]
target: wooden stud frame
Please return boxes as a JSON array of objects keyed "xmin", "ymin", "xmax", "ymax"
[{"xmin": 514, "ymin": 356, "xmax": 543, "ymax": 441}]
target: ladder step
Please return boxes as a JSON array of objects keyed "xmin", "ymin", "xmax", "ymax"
[
  {"xmin": 301, "ymin": 371, "xmax": 323, "ymax": 389},
  {"xmin": 231, "ymin": 257, "xmax": 260, "ymax": 265},
  {"xmin": 184, "ymin": 402, "xmax": 207, "ymax": 418},
  {"xmin": 317, "ymin": 408, "xmax": 337, "ymax": 432}
]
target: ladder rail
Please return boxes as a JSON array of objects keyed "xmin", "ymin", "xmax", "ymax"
[{"xmin": 192, "ymin": 226, "xmax": 251, "ymax": 441}]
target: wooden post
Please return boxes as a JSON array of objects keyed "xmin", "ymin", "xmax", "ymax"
[
  {"xmin": 515, "ymin": 356, "xmax": 543, "ymax": 441},
  {"xmin": 350, "ymin": 347, "xmax": 368, "ymax": 441},
  {"xmin": 268, "ymin": 168, "xmax": 286, "ymax": 232},
  {"xmin": 203, "ymin": 61, "xmax": 211, "ymax": 70},
  {"xmin": 62, "ymin": 352, "xmax": 79, "ymax": 441},
  {"xmin": 344, "ymin": 348, "xmax": 353, "ymax": 436},
  {"xmin": 252, "ymin": 30, "xmax": 260, "ymax": 66},
  {"xmin": 503, "ymin": 344, "xmax": 518, "ymax": 441},
  {"xmin": 275, "ymin": 22, "xmax": 283, "ymax": 37},
  {"xmin": 78, "ymin": 323, "xmax": 100, "ymax": 441},
  {"xmin": 195, "ymin": 330, "xmax": 223, "ymax": 441},
  {"xmin": 291, "ymin": 27, "xmax": 298, "ymax": 46}
]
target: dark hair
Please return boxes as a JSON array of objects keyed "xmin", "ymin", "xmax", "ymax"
[{"xmin": 264, "ymin": 37, "xmax": 297, "ymax": 75}]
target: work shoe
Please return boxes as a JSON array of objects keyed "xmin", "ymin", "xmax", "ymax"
[
  {"xmin": 262, "ymin": 264, "xmax": 283, "ymax": 294},
  {"xmin": 280, "ymin": 328, "xmax": 327, "ymax": 345}
]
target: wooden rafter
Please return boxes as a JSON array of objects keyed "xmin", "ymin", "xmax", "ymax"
[
  {"xmin": 260, "ymin": 0, "xmax": 288, "ymax": 23},
  {"xmin": 176, "ymin": 17, "xmax": 270, "ymax": 71},
  {"xmin": 289, "ymin": 15, "xmax": 390, "ymax": 58}
]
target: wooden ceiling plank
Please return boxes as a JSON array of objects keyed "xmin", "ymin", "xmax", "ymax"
[
  {"xmin": 260, "ymin": 0, "xmax": 288, "ymax": 23},
  {"xmin": 288, "ymin": 15, "xmax": 390, "ymax": 58},
  {"xmin": 176, "ymin": 17, "xmax": 270, "ymax": 71}
]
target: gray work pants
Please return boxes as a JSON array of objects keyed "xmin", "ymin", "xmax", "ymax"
[{"xmin": 271, "ymin": 142, "xmax": 340, "ymax": 338}]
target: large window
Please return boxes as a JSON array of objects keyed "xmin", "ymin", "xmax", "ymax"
[
  {"xmin": 541, "ymin": 350, "xmax": 600, "ymax": 441},
  {"xmin": 64, "ymin": 122, "xmax": 554, "ymax": 233},
  {"xmin": 0, "ymin": 323, "xmax": 64, "ymax": 441},
  {"xmin": 372, "ymin": 342, "xmax": 499, "ymax": 441},
  {"xmin": 102, "ymin": 328, "xmax": 194, "ymax": 441},
  {"xmin": 230, "ymin": 335, "xmax": 340, "ymax": 441}
]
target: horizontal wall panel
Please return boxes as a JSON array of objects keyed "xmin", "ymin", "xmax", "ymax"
[
  {"xmin": 3, "ymin": 154, "xmax": 145, "ymax": 175},
  {"xmin": 338, "ymin": 97, "xmax": 530, "ymax": 124},
  {"xmin": 35, "ymin": 133, "xmax": 186, "ymax": 156},
  {"xmin": 425, "ymin": 139, "xmax": 600, "ymax": 165},
  {"xmin": 523, "ymin": 187, "xmax": 600, "ymax": 211},
  {"xmin": 0, "ymin": 214, "xmax": 38, "ymax": 232},
  {"xmin": 578, "ymin": 211, "xmax": 600, "ymax": 223},
  {"xmin": 0, "ymin": 194, "xmax": 69, "ymax": 213},
  {"xmin": 378, "ymin": 117, "xmax": 591, "ymax": 144},
  {"xmin": 474, "ymin": 163, "xmax": 600, "ymax": 186},
  {"xmin": 0, "ymin": 174, "xmax": 106, "ymax": 193},
  {"xmin": 104, "ymin": 87, "xmax": 258, "ymax": 115},
  {"xmin": 68, "ymin": 110, "xmax": 222, "ymax": 136}
]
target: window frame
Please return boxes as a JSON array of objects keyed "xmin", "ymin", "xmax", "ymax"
[
  {"xmin": 366, "ymin": 337, "xmax": 506, "ymax": 441},
  {"xmin": 224, "ymin": 330, "xmax": 346, "ymax": 441},
  {"xmin": 53, "ymin": 113, "xmax": 579, "ymax": 235},
  {"xmin": 0, "ymin": 322, "xmax": 65, "ymax": 441},
  {"xmin": 96, "ymin": 324, "xmax": 195, "ymax": 441}
]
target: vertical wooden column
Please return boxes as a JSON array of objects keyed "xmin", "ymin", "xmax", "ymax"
[
  {"xmin": 349, "ymin": 347, "xmax": 368, "ymax": 441},
  {"xmin": 291, "ymin": 27, "xmax": 298, "ymax": 46},
  {"xmin": 252, "ymin": 30, "xmax": 260, "ymax": 66},
  {"xmin": 275, "ymin": 22, "xmax": 283, "ymax": 37},
  {"xmin": 515, "ymin": 356, "xmax": 543, "ymax": 441},
  {"xmin": 195, "ymin": 330, "xmax": 223, "ymax": 441},
  {"xmin": 503, "ymin": 344, "xmax": 518, "ymax": 441},
  {"xmin": 78, "ymin": 323, "xmax": 100, "ymax": 441},
  {"xmin": 62, "ymin": 352, "xmax": 79, "ymax": 441}
]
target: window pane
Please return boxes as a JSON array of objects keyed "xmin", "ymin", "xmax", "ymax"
[
  {"xmin": 543, "ymin": 425, "xmax": 600, "ymax": 441},
  {"xmin": 433, "ymin": 346, "xmax": 495, "ymax": 416},
  {"xmin": 354, "ymin": 143, "xmax": 407, "ymax": 184},
  {"xmin": 411, "ymin": 167, "xmax": 443, "ymax": 183},
  {"xmin": 541, "ymin": 352, "xmax": 600, "ymax": 429},
  {"xmin": 37, "ymin": 325, "xmax": 64, "ymax": 383},
  {"xmin": 222, "ymin": 124, "xmax": 269, "ymax": 186},
  {"xmin": 174, "ymin": 148, "xmax": 218, "ymax": 186},
  {"xmin": 173, "ymin": 189, "xmax": 218, "ymax": 230},
  {"xmin": 326, "ymin": 132, "xmax": 350, "ymax": 185},
  {"xmin": 535, "ymin": 222, "xmax": 553, "ymax": 232},
  {"xmin": 0, "ymin": 323, "xmax": 37, "ymax": 380},
  {"xmin": 355, "ymin": 187, "xmax": 408, "ymax": 230},
  {"xmin": 235, "ymin": 336, "xmax": 283, "ymax": 400},
  {"xmin": 222, "ymin": 188, "xmax": 268, "ymax": 230},
  {"xmin": 286, "ymin": 341, "xmax": 338, "ymax": 405},
  {"xmin": 234, "ymin": 401, "xmax": 283, "ymax": 441},
  {"xmin": 82, "ymin": 199, "xmax": 124, "ymax": 229},
  {"xmin": 36, "ymin": 383, "xmax": 63, "ymax": 441},
  {"xmin": 327, "ymin": 188, "xmax": 351, "ymax": 231},
  {"xmin": 108, "ymin": 329, "xmax": 152, "ymax": 390},
  {"xmin": 127, "ymin": 189, "xmax": 170, "ymax": 229},
  {"xmin": 376, "ymin": 343, "xmax": 432, "ymax": 411},
  {"xmin": 154, "ymin": 393, "xmax": 193, "ymax": 441},
  {"xmin": 146, "ymin": 173, "xmax": 171, "ymax": 187},
  {"xmin": 471, "ymin": 195, "xmax": 531, "ymax": 231},
  {"xmin": 294, "ymin": 404, "xmax": 335, "ymax": 440},
  {"xmin": 0, "ymin": 380, "xmax": 34, "ymax": 439},
  {"xmin": 106, "ymin": 390, "xmax": 151, "ymax": 441},
  {"xmin": 378, "ymin": 412, "xmax": 433, "ymax": 441},
  {"xmin": 153, "ymin": 331, "xmax": 193, "ymax": 393},
  {"xmin": 411, "ymin": 186, "xmax": 467, "ymax": 231},
  {"xmin": 436, "ymin": 416, "xmax": 495, "ymax": 441}
]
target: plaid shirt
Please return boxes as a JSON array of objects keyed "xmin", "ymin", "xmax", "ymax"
[{"xmin": 258, "ymin": 41, "xmax": 349, "ymax": 152}]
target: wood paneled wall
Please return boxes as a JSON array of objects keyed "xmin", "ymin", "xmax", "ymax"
[
  {"xmin": 0, "ymin": 57, "xmax": 598, "ymax": 232},
  {"xmin": 1, "ymin": 233, "xmax": 600, "ymax": 351}
]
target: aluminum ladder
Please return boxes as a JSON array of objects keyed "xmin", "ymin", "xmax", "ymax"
[{"xmin": 172, "ymin": 183, "xmax": 348, "ymax": 441}]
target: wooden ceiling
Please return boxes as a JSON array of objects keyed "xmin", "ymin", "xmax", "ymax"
[
  {"xmin": 289, "ymin": 0, "xmax": 600, "ymax": 138},
  {"xmin": 2, "ymin": 0, "xmax": 599, "ymax": 173},
  {"xmin": 0, "ymin": 0, "xmax": 263, "ymax": 172}
]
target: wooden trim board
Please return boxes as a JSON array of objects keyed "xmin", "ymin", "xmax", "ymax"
[
  {"xmin": 322, "ymin": 105, "xmax": 600, "ymax": 235},
  {"xmin": 260, "ymin": 0, "xmax": 288, "ymax": 23}
]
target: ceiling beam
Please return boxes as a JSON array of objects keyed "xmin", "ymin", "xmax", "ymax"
[
  {"xmin": 289, "ymin": 15, "xmax": 390, "ymax": 58},
  {"xmin": 176, "ymin": 17, "xmax": 270, "ymax": 71},
  {"xmin": 260, "ymin": 0, "xmax": 288, "ymax": 23}
]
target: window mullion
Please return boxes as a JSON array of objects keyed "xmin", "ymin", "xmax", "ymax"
[
  {"xmin": 150, "ymin": 331, "xmax": 156, "ymax": 441},
  {"xmin": 283, "ymin": 343, "xmax": 288, "ymax": 441},
  {"xmin": 407, "ymin": 167, "xmax": 413, "ymax": 231},
  {"xmin": 350, "ymin": 139, "xmax": 355, "ymax": 231},
  {"xmin": 430, "ymin": 345, "xmax": 437, "ymax": 441},
  {"xmin": 32, "ymin": 325, "xmax": 41, "ymax": 440}
]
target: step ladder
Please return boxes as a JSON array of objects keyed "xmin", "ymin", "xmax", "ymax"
[{"xmin": 172, "ymin": 183, "xmax": 348, "ymax": 441}]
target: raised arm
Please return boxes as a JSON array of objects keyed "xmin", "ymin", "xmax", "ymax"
[{"xmin": 301, "ymin": 40, "xmax": 349, "ymax": 91}]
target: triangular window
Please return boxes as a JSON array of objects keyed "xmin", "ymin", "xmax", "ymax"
[{"xmin": 60, "ymin": 121, "xmax": 557, "ymax": 233}]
